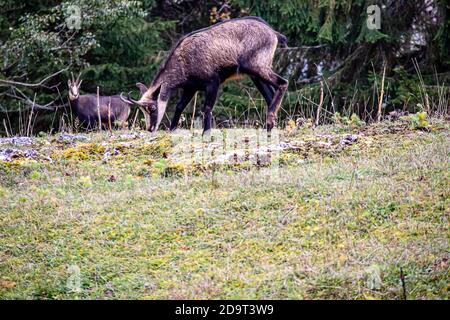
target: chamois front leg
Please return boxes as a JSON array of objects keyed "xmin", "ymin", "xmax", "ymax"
[
  {"xmin": 202, "ymin": 81, "xmax": 219, "ymax": 136},
  {"xmin": 170, "ymin": 88, "xmax": 196, "ymax": 132}
]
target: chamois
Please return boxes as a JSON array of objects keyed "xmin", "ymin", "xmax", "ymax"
[
  {"xmin": 122, "ymin": 16, "xmax": 288, "ymax": 134},
  {"xmin": 68, "ymin": 74, "xmax": 131, "ymax": 129}
]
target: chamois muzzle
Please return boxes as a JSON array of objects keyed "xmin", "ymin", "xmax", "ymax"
[{"xmin": 120, "ymin": 92, "xmax": 157, "ymax": 112}]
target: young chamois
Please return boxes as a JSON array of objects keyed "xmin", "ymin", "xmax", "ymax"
[
  {"xmin": 122, "ymin": 16, "xmax": 288, "ymax": 134},
  {"xmin": 68, "ymin": 74, "xmax": 131, "ymax": 130}
]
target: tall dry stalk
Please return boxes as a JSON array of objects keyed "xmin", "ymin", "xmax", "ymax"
[
  {"xmin": 412, "ymin": 58, "xmax": 431, "ymax": 113},
  {"xmin": 315, "ymin": 80, "xmax": 324, "ymax": 127},
  {"xmin": 26, "ymin": 94, "xmax": 36, "ymax": 136},
  {"xmin": 132, "ymin": 108, "xmax": 139, "ymax": 129},
  {"xmin": 190, "ymin": 92, "xmax": 198, "ymax": 132},
  {"xmin": 97, "ymin": 87, "xmax": 101, "ymax": 130},
  {"xmin": 107, "ymin": 98, "xmax": 112, "ymax": 133},
  {"xmin": 3, "ymin": 119, "xmax": 10, "ymax": 137},
  {"xmin": 377, "ymin": 64, "xmax": 386, "ymax": 122}
]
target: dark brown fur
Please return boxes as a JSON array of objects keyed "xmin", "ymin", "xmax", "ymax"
[{"xmin": 132, "ymin": 17, "xmax": 288, "ymax": 133}]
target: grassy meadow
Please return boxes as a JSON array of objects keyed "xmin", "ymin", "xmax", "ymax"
[{"xmin": 0, "ymin": 117, "xmax": 449, "ymax": 299}]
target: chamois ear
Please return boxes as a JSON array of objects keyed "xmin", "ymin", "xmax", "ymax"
[{"xmin": 136, "ymin": 82, "xmax": 148, "ymax": 95}]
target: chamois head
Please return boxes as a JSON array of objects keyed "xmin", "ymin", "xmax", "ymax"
[
  {"xmin": 121, "ymin": 83, "xmax": 158, "ymax": 131},
  {"xmin": 121, "ymin": 83, "xmax": 157, "ymax": 112},
  {"xmin": 68, "ymin": 73, "xmax": 83, "ymax": 101}
]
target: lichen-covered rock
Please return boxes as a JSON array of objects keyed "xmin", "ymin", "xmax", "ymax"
[
  {"xmin": 0, "ymin": 148, "xmax": 39, "ymax": 162},
  {"xmin": 0, "ymin": 137, "xmax": 34, "ymax": 146},
  {"xmin": 340, "ymin": 134, "xmax": 359, "ymax": 145},
  {"xmin": 57, "ymin": 133, "xmax": 89, "ymax": 144}
]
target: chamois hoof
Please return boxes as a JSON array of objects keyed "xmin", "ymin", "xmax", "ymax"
[
  {"xmin": 266, "ymin": 113, "xmax": 276, "ymax": 131},
  {"xmin": 202, "ymin": 129, "xmax": 212, "ymax": 140}
]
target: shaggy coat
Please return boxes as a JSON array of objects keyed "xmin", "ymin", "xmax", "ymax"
[{"xmin": 127, "ymin": 16, "xmax": 288, "ymax": 133}]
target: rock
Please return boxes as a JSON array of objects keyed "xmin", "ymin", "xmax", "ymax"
[
  {"xmin": 0, "ymin": 148, "xmax": 39, "ymax": 162},
  {"xmin": 340, "ymin": 134, "xmax": 358, "ymax": 145},
  {"xmin": 118, "ymin": 132, "xmax": 146, "ymax": 140},
  {"xmin": 57, "ymin": 133, "xmax": 89, "ymax": 144},
  {"xmin": 0, "ymin": 137, "xmax": 34, "ymax": 146},
  {"xmin": 315, "ymin": 141, "xmax": 333, "ymax": 147}
]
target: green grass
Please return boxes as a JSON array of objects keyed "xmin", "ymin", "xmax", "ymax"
[{"xmin": 0, "ymin": 119, "xmax": 449, "ymax": 299}]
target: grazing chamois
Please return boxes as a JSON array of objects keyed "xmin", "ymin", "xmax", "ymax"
[
  {"xmin": 122, "ymin": 16, "xmax": 288, "ymax": 134},
  {"xmin": 68, "ymin": 74, "xmax": 131, "ymax": 129}
]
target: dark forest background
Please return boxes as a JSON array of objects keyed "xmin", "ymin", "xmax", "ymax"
[{"xmin": 0, "ymin": 0, "xmax": 449, "ymax": 134}]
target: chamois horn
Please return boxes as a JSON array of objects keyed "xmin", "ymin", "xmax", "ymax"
[{"xmin": 120, "ymin": 92, "xmax": 135, "ymax": 105}]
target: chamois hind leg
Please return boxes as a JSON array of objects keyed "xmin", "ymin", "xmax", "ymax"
[
  {"xmin": 243, "ymin": 65, "xmax": 288, "ymax": 131},
  {"xmin": 251, "ymin": 76, "xmax": 275, "ymax": 107},
  {"xmin": 202, "ymin": 80, "xmax": 220, "ymax": 136},
  {"xmin": 256, "ymin": 71, "xmax": 288, "ymax": 131},
  {"xmin": 170, "ymin": 88, "xmax": 196, "ymax": 132}
]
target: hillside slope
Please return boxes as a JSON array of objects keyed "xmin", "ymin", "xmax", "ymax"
[{"xmin": 0, "ymin": 119, "xmax": 449, "ymax": 299}]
